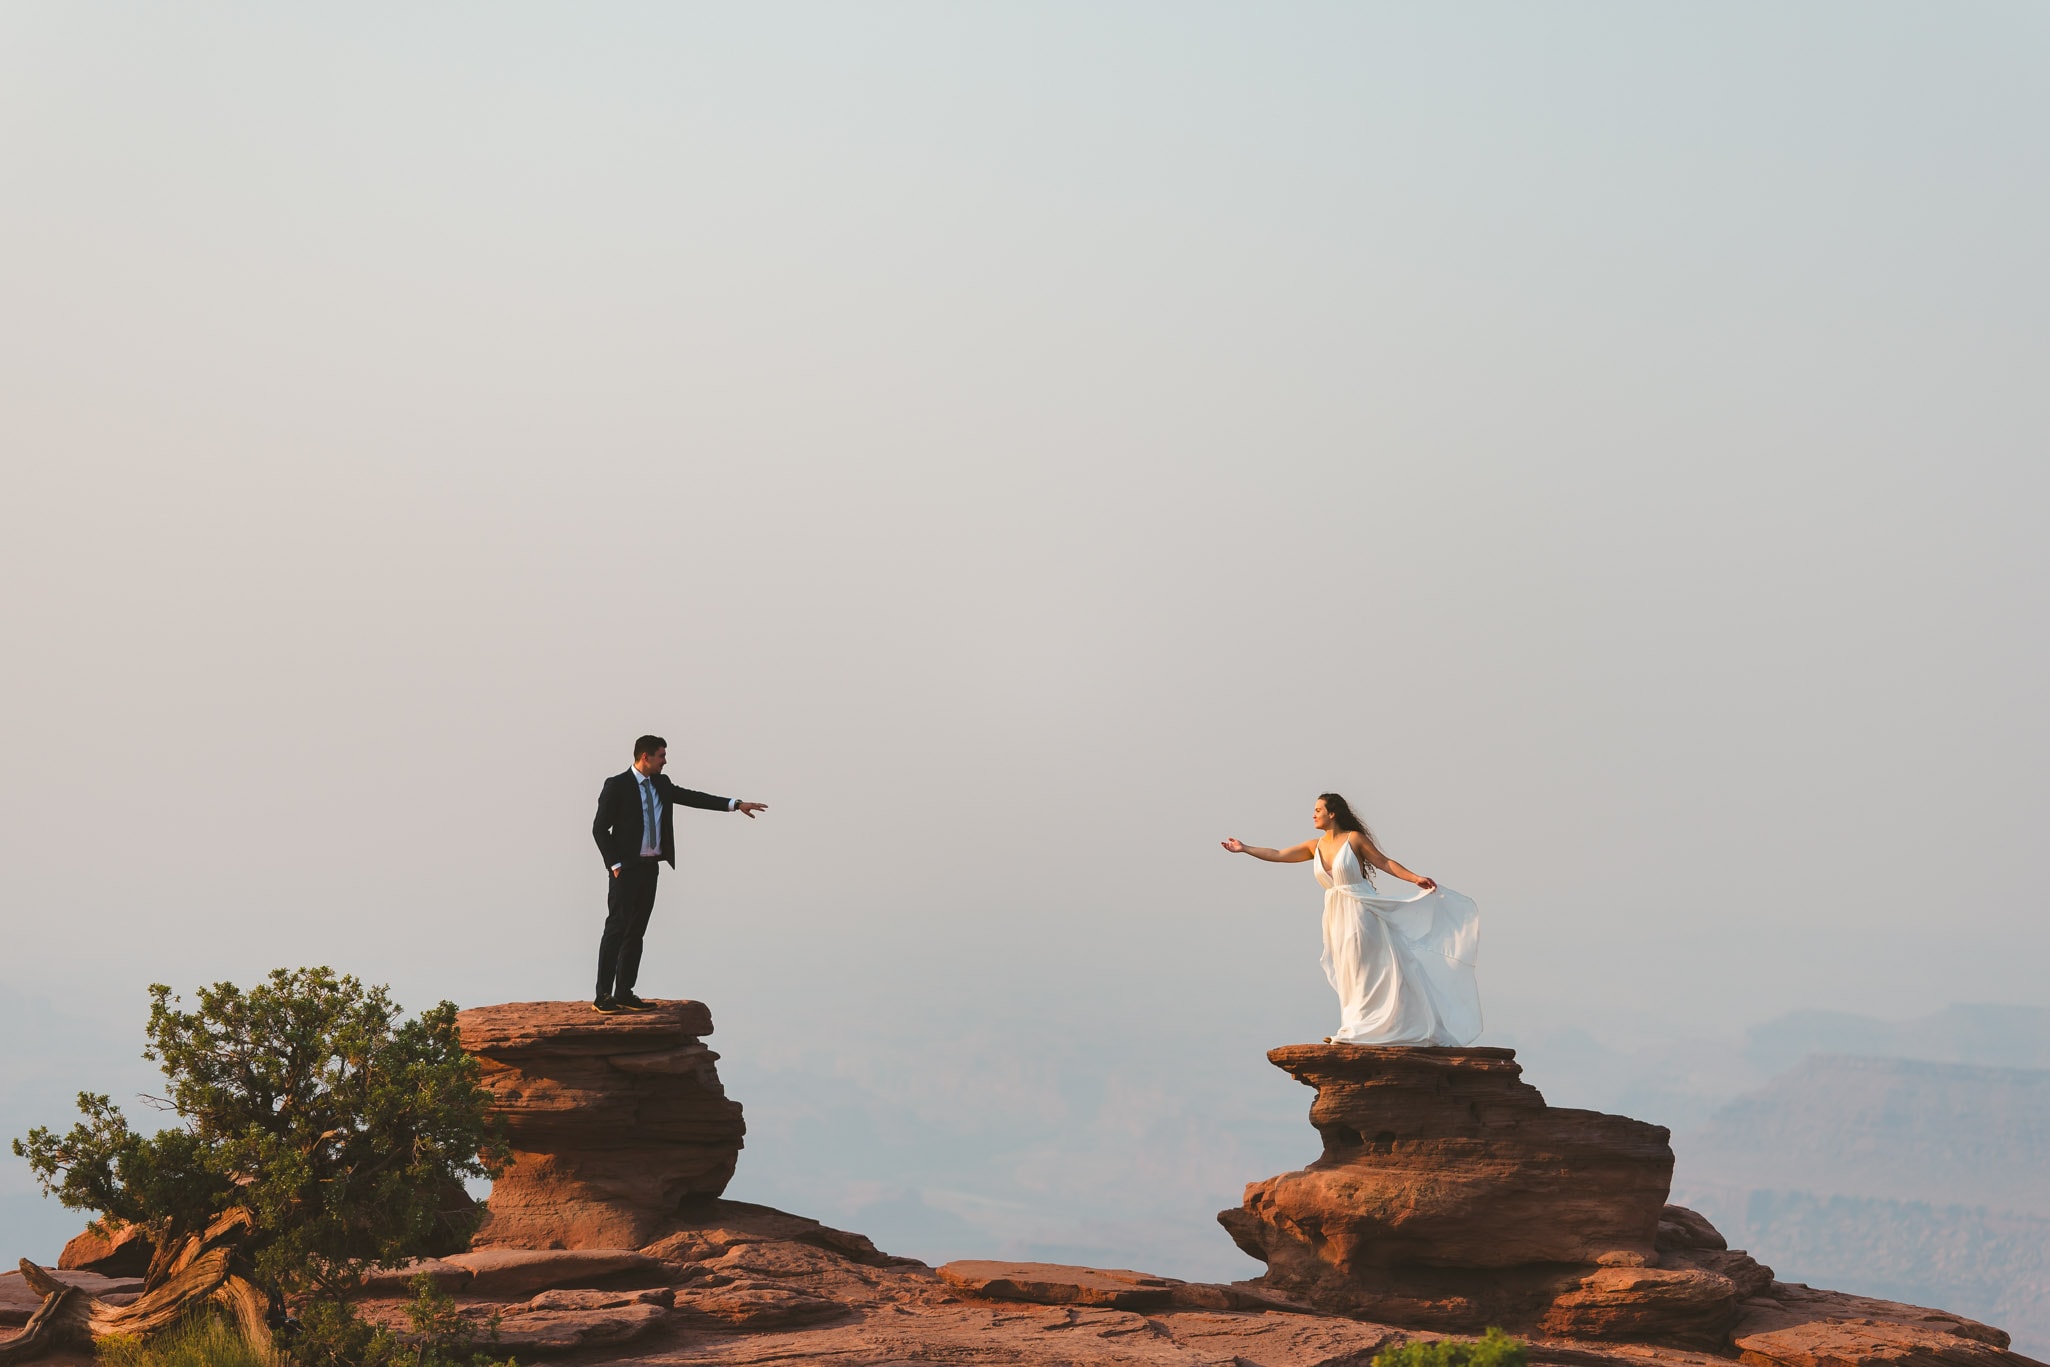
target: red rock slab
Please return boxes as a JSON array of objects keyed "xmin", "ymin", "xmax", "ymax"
[
  {"xmin": 350, "ymin": 1258, "xmax": 475, "ymax": 1297},
  {"xmin": 640, "ymin": 1199, "xmax": 902, "ymax": 1269},
  {"xmin": 1657, "ymin": 1206, "xmax": 1728, "ymax": 1252},
  {"xmin": 1732, "ymin": 1284, "xmax": 2035, "ymax": 1367},
  {"xmin": 938, "ymin": 1262, "xmax": 1320, "ymax": 1318},
  {"xmin": 443, "ymin": 1248, "xmax": 662, "ymax": 1298},
  {"xmin": 673, "ymin": 1280, "xmax": 852, "ymax": 1329},
  {"xmin": 1662, "ymin": 1244, "xmax": 1774, "ymax": 1303},
  {"xmin": 526, "ymin": 1287, "xmax": 674, "ymax": 1311},
  {"xmin": 487, "ymin": 1301, "xmax": 671, "ymax": 1355},
  {"xmin": 456, "ymin": 1000, "xmax": 713, "ymax": 1054},
  {"xmin": 939, "ymin": 1261, "xmax": 1182, "ymax": 1310},
  {"xmin": 1540, "ymin": 1266, "xmax": 1740, "ymax": 1346},
  {"xmin": 57, "ymin": 1220, "xmax": 152, "ymax": 1277},
  {"xmin": 0, "ymin": 1270, "xmax": 142, "ymax": 1326}
]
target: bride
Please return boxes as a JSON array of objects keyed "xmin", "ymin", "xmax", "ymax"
[{"xmin": 1222, "ymin": 793, "xmax": 1482, "ymax": 1046}]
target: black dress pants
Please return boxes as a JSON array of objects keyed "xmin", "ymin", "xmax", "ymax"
[{"xmin": 596, "ymin": 858, "xmax": 662, "ymax": 999}]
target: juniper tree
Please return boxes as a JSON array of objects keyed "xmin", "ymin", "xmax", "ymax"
[{"xmin": 14, "ymin": 967, "xmax": 508, "ymax": 1298}]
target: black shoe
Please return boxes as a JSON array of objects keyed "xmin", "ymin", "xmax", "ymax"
[
  {"xmin": 592, "ymin": 996, "xmax": 623, "ymax": 1014},
  {"xmin": 615, "ymin": 992, "xmax": 653, "ymax": 1012}
]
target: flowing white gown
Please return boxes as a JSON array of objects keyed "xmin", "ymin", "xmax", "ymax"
[{"xmin": 1314, "ymin": 840, "xmax": 1483, "ymax": 1046}]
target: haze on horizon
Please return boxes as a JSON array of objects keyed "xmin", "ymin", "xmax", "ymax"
[{"xmin": 3, "ymin": 0, "xmax": 2046, "ymax": 1276}]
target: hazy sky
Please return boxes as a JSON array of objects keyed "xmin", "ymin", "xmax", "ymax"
[{"xmin": 3, "ymin": 1, "xmax": 2047, "ymax": 1268}]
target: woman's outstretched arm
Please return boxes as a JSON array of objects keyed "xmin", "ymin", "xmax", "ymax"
[
  {"xmin": 1221, "ymin": 837, "xmax": 1315, "ymax": 863},
  {"xmin": 1354, "ymin": 835, "xmax": 1437, "ymax": 890}
]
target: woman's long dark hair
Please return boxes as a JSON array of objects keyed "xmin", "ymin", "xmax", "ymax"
[{"xmin": 1319, "ymin": 791, "xmax": 1386, "ymax": 885}]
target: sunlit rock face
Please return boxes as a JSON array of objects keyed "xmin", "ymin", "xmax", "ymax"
[
  {"xmin": 58, "ymin": 1219, "xmax": 153, "ymax": 1277},
  {"xmin": 1220, "ymin": 1044, "xmax": 1764, "ymax": 1343},
  {"xmin": 456, "ymin": 1000, "xmax": 745, "ymax": 1250}
]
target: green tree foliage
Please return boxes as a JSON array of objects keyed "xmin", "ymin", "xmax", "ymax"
[
  {"xmin": 1373, "ymin": 1328, "xmax": 1528, "ymax": 1367},
  {"xmin": 13, "ymin": 967, "xmax": 509, "ymax": 1297}
]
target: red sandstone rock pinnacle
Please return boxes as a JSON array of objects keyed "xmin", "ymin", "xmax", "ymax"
[
  {"xmin": 1221, "ymin": 1044, "xmax": 1770, "ymax": 1343},
  {"xmin": 455, "ymin": 999, "xmax": 745, "ymax": 1250}
]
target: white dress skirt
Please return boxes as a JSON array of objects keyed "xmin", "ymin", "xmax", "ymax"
[{"xmin": 1314, "ymin": 840, "xmax": 1483, "ymax": 1046}]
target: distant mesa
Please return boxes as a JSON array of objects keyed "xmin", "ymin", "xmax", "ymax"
[
  {"xmin": 1680, "ymin": 1051, "xmax": 2050, "ymax": 1213},
  {"xmin": 1741, "ymin": 1003, "xmax": 2050, "ymax": 1076},
  {"xmin": 1675, "ymin": 1046, "xmax": 2050, "ymax": 1359}
]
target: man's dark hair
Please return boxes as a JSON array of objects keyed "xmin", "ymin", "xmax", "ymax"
[{"xmin": 633, "ymin": 734, "xmax": 667, "ymax": 759}]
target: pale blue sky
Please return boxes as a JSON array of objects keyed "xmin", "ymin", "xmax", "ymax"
[{"xmin": 3, "ymin": 1, "xmax": 2046, "ymax": 1269}]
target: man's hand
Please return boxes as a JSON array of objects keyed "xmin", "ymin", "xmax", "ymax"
[
  {"xmin": 736, "ymin": 801, "xmax": 768, "ymax": 819},
  {"xmin": 611, "ymin": 864, "xmax": 622, "ymax": 878}
]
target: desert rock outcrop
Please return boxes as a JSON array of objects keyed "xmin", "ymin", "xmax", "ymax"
[
  {"xmin": 1219, "ymin": 1044, "xmax": 1766, "ymax": 1343},
  {"xmin": 455, "ymin": 999, "xmax": 745, "ymax": 1250},
  {"xmin": 1731, "ymin": 1284, "xmax": 2026, "ymax": 1367},
  {"xmin": 17, "ymin": 1017, "xmax": 2041, "ymax": 1367},
  {"xmin": 52, "ymin": 1224, "xmax": 150, "ymax": 1280}
]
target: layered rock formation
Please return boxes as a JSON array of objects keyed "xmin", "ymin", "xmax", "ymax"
[
  {"xmin": 455, "ymin": 999, "xmax": 745, "ymax": 1249},
  {"xmin": 1219, "ymin": 1045, "xmax": 1771, "ymax": 1343},
  {"xmin": 16, "ymin": 1013, "xmax": 2039, "ymax": 1367}
]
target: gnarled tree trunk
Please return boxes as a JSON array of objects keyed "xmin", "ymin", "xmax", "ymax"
[{"xmin": 1, "ymin": 1209, "xmax": 272, "ymax": 1362}]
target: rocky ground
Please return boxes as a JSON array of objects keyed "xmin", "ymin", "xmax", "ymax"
[
  {"xmin": 330, "ymin": 1201, "xmax": 2050, "ymax": 1366},
  {"xmin": 7, "ymin": 1206, "xmax": 2030, "ymax": 1367},
  {"xmin": 8, "ymin": 1001, "xmax": 2040, "ymax": 1367}
]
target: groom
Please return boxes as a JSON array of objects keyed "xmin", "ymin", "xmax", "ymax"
[{"xmin": 590, "ymin": 734, "xmax": 767, "ymax": 1014}]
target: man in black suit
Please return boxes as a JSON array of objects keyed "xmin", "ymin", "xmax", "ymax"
[{"xmin": 591, "ymin": 734, "xmax": 767, "ymax": 1013}]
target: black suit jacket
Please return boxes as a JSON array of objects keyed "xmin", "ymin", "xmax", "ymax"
[{"xmin": 592, "ymin": 770, "xmax": 732, "ymax": 869}]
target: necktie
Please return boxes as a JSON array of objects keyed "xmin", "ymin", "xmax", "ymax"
[{"xmin": 642, "ymin": 779, "xmax": 659, "ymax": 852}]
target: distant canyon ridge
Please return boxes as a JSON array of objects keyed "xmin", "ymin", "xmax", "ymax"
[{"xmin": 1664, "ymin": 1004, "xmax": 2050, "ymax": 1359}]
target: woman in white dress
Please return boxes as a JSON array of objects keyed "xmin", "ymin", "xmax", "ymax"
[{"xmin": 1222, "ymin": 793, "xmax": 1482, "ymax": 1046}]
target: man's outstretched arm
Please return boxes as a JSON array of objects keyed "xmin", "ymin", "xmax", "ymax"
[{"xmin": 665, "ymin": 780, "xmax": 768, "ymax": 819}]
